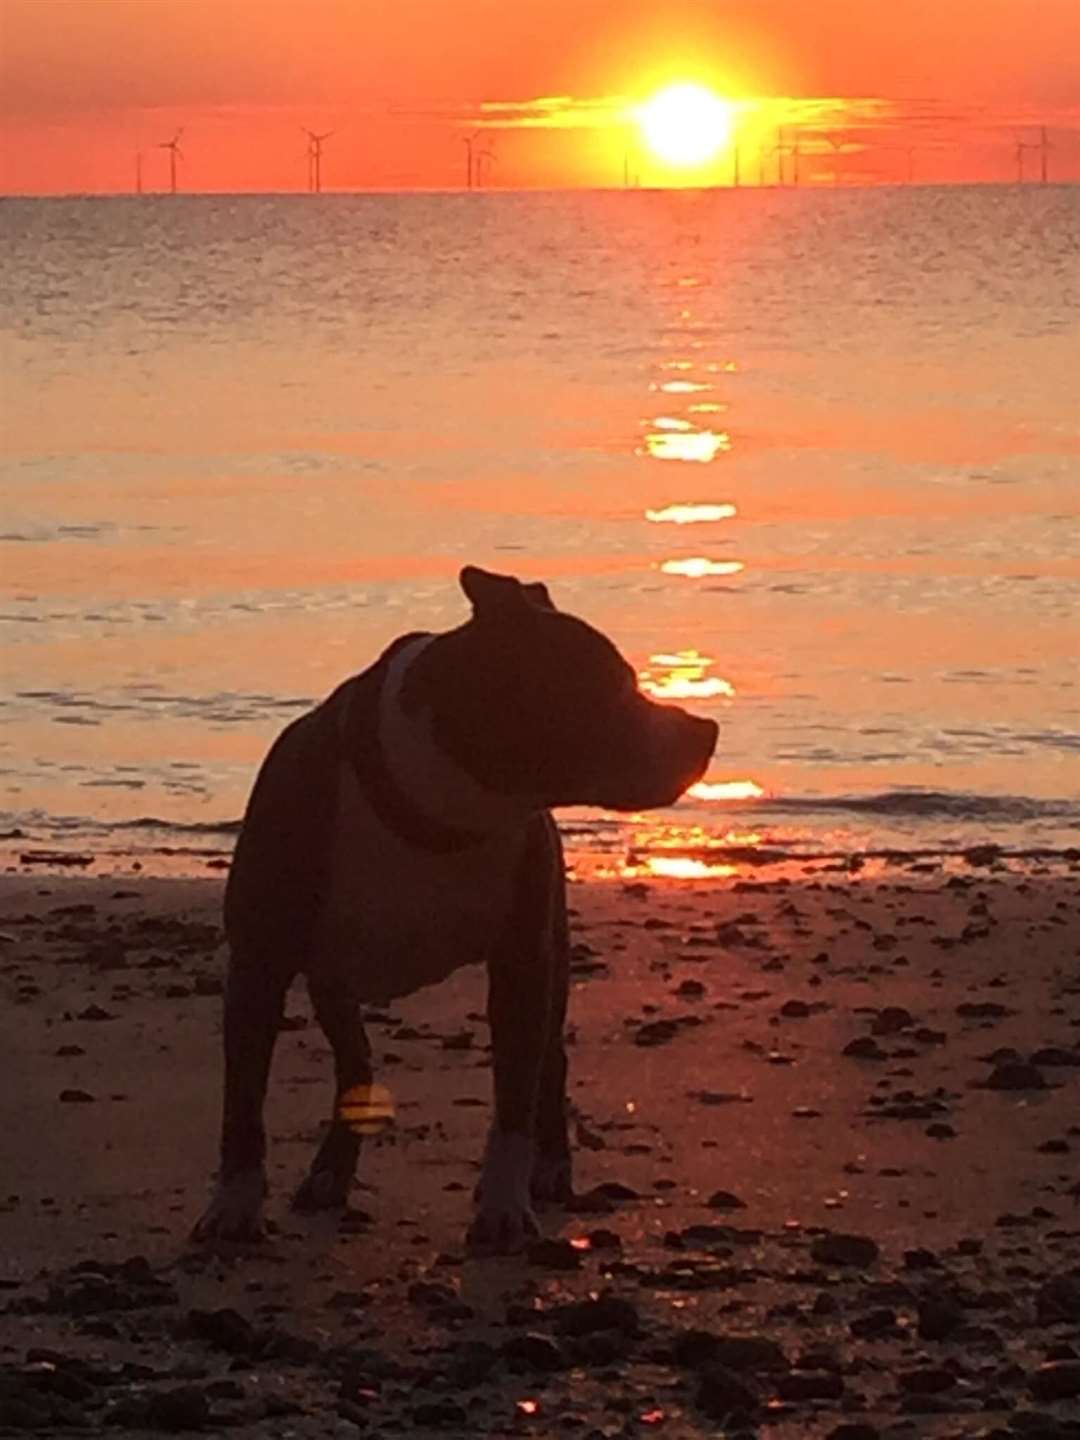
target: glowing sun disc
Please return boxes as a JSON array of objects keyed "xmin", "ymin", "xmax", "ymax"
[{"xmin": 636, "ymin": 84, "xmax": 734, "ymax": 168}]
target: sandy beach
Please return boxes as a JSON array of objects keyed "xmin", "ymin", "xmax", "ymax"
[{"xmin": 1, "ymin": 854, "xmax": 1078, "ymax": 1437}]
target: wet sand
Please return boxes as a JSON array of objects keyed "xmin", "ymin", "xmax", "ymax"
[{"xmin": 1, "ymin": 858, "xmax": 1078, "ymax": 1437}]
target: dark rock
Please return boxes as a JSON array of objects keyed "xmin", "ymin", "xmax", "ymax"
[
  {"xmin": 1036, "ymin": 1274, "xmax": 1080, "ymax": 1324},
  {"xmin": 776, "ymin": 1370, "xmax": 845, "ymax": 1401},
  {"xmin": 1028, "ymin": 1360, "xmax": 1080, "ymax": 1401},
  {"xmin": 811, "ymin": 1233, "xmax": 880, "ymax": 1268},
  {"xmin": 411, "ymin": 1399, "xmax": 468, "ymax": 1428},
  {"xmin": 44, "ymin": 1259, "xmax": 176, "ymax": 1315},
  {"xmin": 526, "ymin": 1238, "xmax": 581, "ymax": 1271},
  {"xmin": 552, "ymin": 1294, "xmax": 639, "ymax": 1337},
  {"xmin": 635, "ymin": 1019, "xmax": 681, "ymax": 1047},
  {"xmin": 898, "ymin": 1366, "xmax": 957, "ymax": 1394},
  {"xmin": 872, "ymin": 1007, "xmax": 914, "ymax": 1035},
  {"xmin": 673, "ymin": 1329, "xmax": 785, "ymax": 1371},
  {"xmin": 903, "ymin": 1248, "xmax": 941, "ymax": 1270},
  {"xmin": 673, "ymin": 1329, "xmax": 724, "ymax": 1368},
  {"xmin": 957, "ymin": 1001, "xmax": 1010, "ymax": 1019},
  {"xmin": 706, "ymin": 1189, "xmax": 746, "ymax": 1211},
  {"xmin": 985, "ymin": 1062, "xmax": 1047, "ymax": 1091},
  {"xmin": 76, "ymin": 1004, "xmax": 114, "ymax": 1021},
  {"xmin": 566, "ymin": 1329, "xmax": 630, "ymax": 1365},
  {"xmin": 843, "ymin": 1036, "xmax": 887, "ymax": 1060},
  {"xmin": 502, "ymin": 1332, "xmax": 565, "ymax": 1373},
  {"xmin": 918, "ymin": 1297, "xmax": 965, "ymax": 1341},
  {"xmin": 780, "ymin": 1000, "xmax": 811, "ymax": 1018},
  {"xmin": 144, "ymin": 1385, "xmax": 211, "ymax": 1432},
  {"xmin": 696, "ymin": 1365, "xmax": 759, "ymax": 1420},
  {"xmin": 406, "ymin": 1280, "xmax": 458, "ymax": 1308},
  {"xmin": 850, "ymin": 1307, "xmax": 899, "ymax": 1339},
  {"xmin": 59, "ymin": 1089, "xmax": 95, "ymax": 1103},
  {"xmin": 587, "ymin": 1227, "xmax": 622, "ymax": 1250},
  {"xmin": 827, "ymin": 1427, "xmax": 879, "ymax": 1440},
  {"xmin": 186, "ymin": 1308, "xmax": 256, "ymax": 1356},
  {"xmin": 446, "ymin": 1340, "xmax": 498, "ymax": 1387}
]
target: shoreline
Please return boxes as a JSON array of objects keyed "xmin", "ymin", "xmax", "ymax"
[{"xmin": 2, "ymin": 858, "xmax": 1079, "ymax": 1434}]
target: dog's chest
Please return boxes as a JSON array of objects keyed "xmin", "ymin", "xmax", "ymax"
[{"xmin": 312, "ymin": 762, "xmax": 525, "ymax": 1002}]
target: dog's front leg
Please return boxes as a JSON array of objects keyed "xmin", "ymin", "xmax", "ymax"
[
  {"xmin": 469, "ymin": 946, "xmax": 548, "ymax": 1253},
  {"xmin": 468, "ymin": 820, "xmax": 562, "ymax": 1254},
  {"xmin": 530, "ymin": 890, "xmax": 573, "ymax": 1204}
]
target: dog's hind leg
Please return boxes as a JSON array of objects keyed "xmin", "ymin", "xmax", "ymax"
[
  {"xmin": 192, "ymin": 946, "xmax": 295, "ymax": 1242},
  {"xmin": 292, "ymin": 967, "xmax": 372, "ymax": 1212}
]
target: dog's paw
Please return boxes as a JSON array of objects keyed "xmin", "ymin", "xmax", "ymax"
[
  {"xmin": 468, "ymin": 1128, "xmax": 539, "ymax": 1255},
  {"xmin": 530, "ymin": 1151, "xmax": 574, "ymax": 1206},
  {"xmin": 291, "ymin": 1167, "xmax": 352, "ymax": 1212},
  {"xmin": 467, "ymin": 1197, "xmax": 541, "ymax": 1255},
  {"xmin": 191, "ymin": 1170, "xmax": 267, "ymax": 1244}
]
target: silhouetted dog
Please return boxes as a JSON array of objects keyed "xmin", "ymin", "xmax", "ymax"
[{"xmin": 193, "ymin": 567, "xmax": 717, "ymax": 1250}]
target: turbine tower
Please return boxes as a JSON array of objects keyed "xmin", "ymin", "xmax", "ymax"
[
  {"xmin": 159, "ymin": 130, "xmax": 183, "ymax": 194},
  {"xmin": 304, "ymin": 129, "xmax": 333, "ymax": 193}
]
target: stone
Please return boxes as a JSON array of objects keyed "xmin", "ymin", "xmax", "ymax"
[
  {"xmin": 776, "ymin": 1370, "xmax": 845, "ymax": 1401},
  {"xmin": 552, "ymin": 1295, "xmax": 639, "ymax": 1337},
  {"xmin": 706, "ymin": 1189, "xmax": 746, "ymax": 1211},
  {"xmin": 843, "ymin": 1037, "xmax": 886, "ymax": 1060},
  {"xmin": 696, "ymin": 1365, "xmax": 759, "ymax": 1420},
  {"xmin": 144, "ymin": 1385, "xmax": 211, "ymax": 1432},
  {"xmin": 411, "ymin": 1399, "xmax": 468, "ymax": 1428},
  {"xmin": 502, "ymin": 1332, "xmax": 565, "ymax": 1373},
  {"xmin": 1036, "ymin": 1274, "xmax": 1080, "ymax": 1324},
  {"xmin": 811, "ymin": 1233, "xmax": 880, "ymax": 1268},
  {"xmin": 985, "ymin": 1062, "xmax": 1047, "ymax": 1090},
  {"xmin": 526, "ymin": 1238, "xmax": 581, "ymax": 1271},
  {"xmin": 872, "ymin": 1007, "xmax": 914, "ymax": 1035},
  {"xmin": 898, "ymin": 1366, "xmax": 956, "ymax": 1394},
  {"xmin": 186, "ymin": 1308, "xmax": 257, "ymax": 1356},
  {"xmin": 1028, "ymin": 1360, "xmax": 1080, "ymax": 1401},
  {"xmin": 918, "ymin": 1297, "xmax": 965, "ymax": 1341}
]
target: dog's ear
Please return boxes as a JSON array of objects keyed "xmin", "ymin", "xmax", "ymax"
[
  {"xmin": 460, "ymin": 566, "xmax": 554, "ymax": 618},
  {"xmin": 522, "ymin": 581, "xmax": 555, "ymax": 611}
]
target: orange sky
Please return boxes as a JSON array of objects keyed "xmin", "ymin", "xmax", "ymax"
[{"xmin": 2, "ymin": 0, "xmax": 1079, "ymax": 192}]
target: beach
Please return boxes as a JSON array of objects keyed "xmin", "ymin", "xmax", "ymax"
[{"xmin": 2, "ymin": 854, "xmax": 1078, "ymax": 1437}]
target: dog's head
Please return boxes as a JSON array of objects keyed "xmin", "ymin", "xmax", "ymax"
[{"xmin": 400, "ymin": 567, "xmax": 718, "ymax": 811}]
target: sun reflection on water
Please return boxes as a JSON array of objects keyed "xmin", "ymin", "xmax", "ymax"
[
  {"xmin": 645, "ymin": 502, "xmax": 736, "ymax": 524},
  {"xmin": 660, "ymin": 556, "xmax": 744, "ymax": 577},
  {"xmin": 689, "ymin": 779, "xmax": 766, "ymax": 801},
  {"xmin": 639, "ymin": 648, "xmax": 735, "ymax": 700},
  {"xmin": 643, "ymin": 429, "xmax": 731, "ymax": 463}
]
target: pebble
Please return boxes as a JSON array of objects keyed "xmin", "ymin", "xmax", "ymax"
[
  {"xmin": 985, "ymin": 1061, "xmax": 1048, "ymax": 1090},
  {"xmin": 706, "ymin": 1189, "xmax": 746, "ymax": 1211},
  {"xmin": 810, "ymin": 1233, "xmax": 880, "ymax": 1268},
  {"xmin": 695, "ymin": 1364, "xmax": 759, "ymax": 1420},
  {"xmin": 1028, "ymin": 1359, "xmax": 1080, "ymax": 1401},
  {"xmin": 776, "ymin": 1369, "xmax": 845, "ymax": 1400},
  {"xmin": 502, "ymin": 1331, "xmax": 565, "ymax": 1373},
  {"xmin": 843, "ymin": 1036, "xmax": 887, "ymax": 1061},
  {"xmin": 144, "ymin": 1385, "xmax": 212, "ymax": 1432}
]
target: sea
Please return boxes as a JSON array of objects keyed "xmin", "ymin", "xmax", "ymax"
[{"xmin": 2, "ymin": 186, "xmax": 1078, "ymax": 877}]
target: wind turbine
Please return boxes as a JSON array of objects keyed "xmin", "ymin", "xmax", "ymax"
[
  {"xmin": 476, "ymin": 137, "xmax": 497, "ymax": 188},
  {"xmin": 304, "ymin": 129, "xmax": 333, "ymax": 193},
  {"xmin": 1038, "ymin": 125, "xmax": 1052, "ymax": 183},
  {"xmin": 463, "ymin": 131, "xmax": 494, "ymax": 189},
  {"xmin": 159, "ymin": 130, "xmax": 184, "ymax": 194},
  {"xmin": 773, "ymin": 127, "xmax": 800, "ymax": 186}
]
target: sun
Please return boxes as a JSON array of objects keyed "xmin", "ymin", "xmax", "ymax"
[{"xmin": 635, "ymin": 83, "xmax": 735, "ymax": 169}]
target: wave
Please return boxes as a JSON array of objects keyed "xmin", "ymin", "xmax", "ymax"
[{"xmin": 746, "ymin": 789, "xmax": 1080, "ymax": 823}]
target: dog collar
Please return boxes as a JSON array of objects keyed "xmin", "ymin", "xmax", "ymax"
[{"xmin": 343, "ymin": 634, "xmax": 523, "ymax": 854}]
